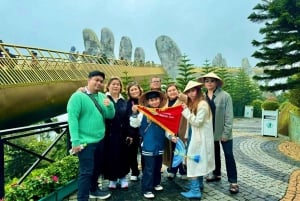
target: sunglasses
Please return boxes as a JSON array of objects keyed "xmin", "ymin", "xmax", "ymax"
[{"xmin": 205, "ymin": 79, "xmax": 216, "ymax": 83}]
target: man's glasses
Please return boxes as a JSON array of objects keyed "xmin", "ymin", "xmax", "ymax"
[{"xmin": 205, "ymin": 79, "xmax": 216, "ymax": 83}]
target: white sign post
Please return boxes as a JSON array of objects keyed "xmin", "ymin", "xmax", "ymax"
[
  {"xmin": 261, "ymin": 109, "xmax": 278, "ymax": 137},
  {"xmin": 244, "ymin": 105, "xmax": 254, "ymax": 118}
]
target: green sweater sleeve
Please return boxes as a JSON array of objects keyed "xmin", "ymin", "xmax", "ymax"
[{"xmin": 67, "ymin": 92, "xmax": 115, "ymax": 147}]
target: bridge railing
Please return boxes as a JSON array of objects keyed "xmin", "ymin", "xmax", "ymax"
[
  {"xmin": 0, "ymin": 42, "xmax": 165, "ymax": 86},
  {"xmin": 0, "ymin": 121, "xmax": 70, "ymax": 199}
]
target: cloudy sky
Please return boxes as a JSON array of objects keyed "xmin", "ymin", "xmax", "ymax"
[{"xmin": 2, "ymin": 0, "xmax": 262, "ymax": 67}]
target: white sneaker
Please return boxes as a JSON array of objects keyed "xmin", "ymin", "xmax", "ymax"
[
  {"xmin": 154, "ymin": 185, "xmax": 163, "ymax": 191},
  {"xmin": 120, "ymin": 178, "xmax": 128, "ymax": 189},
  {"xmin": 130, "ymin": 175, "xmax": 138, "ymax": 181},
  {"xmin": 108, "ymin": 180, "xmax": 117, "ymax": 189},
  {"xmin": 143, "ymin": 191, "xmax": 155, "ymax": 198},
  {"xmin": 164, "ymin": 169, "xmax": 175, "ymax": 179}
]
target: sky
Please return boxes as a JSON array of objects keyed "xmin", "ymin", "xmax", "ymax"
[{"xmin": 2, "ymin": 0, "xmax": 263, "ymax": 67}]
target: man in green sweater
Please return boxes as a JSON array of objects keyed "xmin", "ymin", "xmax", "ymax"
[{"xmin": 67, "ymin": 70, "xmax": 115, "ymax": 201}]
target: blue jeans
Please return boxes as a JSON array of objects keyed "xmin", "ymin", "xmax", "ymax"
[
  {"xmin": 213, "ymin": 140, "xmax": 237, "ymax": 183},
  {"xmin": 77, "ymin": 143, "xmax": 97, "ymax": 201},
  {"xmin": 142, "ymin": 155, "xmax": 162, "ymax": 193}
]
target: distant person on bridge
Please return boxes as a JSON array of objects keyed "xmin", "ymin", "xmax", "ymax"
[
  {"xmin": 4, "ymin": 48, "xmax": 17, "ymax": 68},
  {"xmin": 69, "ymin": 46, "xmax": 77, "ymax": 62},
  {"xmin": 198, "ymin": 72, "xmax": 239, "ymax": 194},
  {"xmin": 30, "ymin": 50, "xmax": 39, "ymax": 68},
  {"xmin": 67, "ymin": 70, "xmax": 115, "ymax": 201}
]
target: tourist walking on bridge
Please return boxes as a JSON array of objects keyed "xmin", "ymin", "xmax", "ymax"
[
  {"xmin": 198, "ymin": 72, "xmax": 239, "ymax": 194},
  {"xmin": 67, "ymin": 70, "xmax": 115, "ymax": 201}
]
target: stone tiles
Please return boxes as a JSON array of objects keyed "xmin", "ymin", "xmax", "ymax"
[{"xmin": 66, "ymin": 118, "xmax": 300, "ymax": 201}]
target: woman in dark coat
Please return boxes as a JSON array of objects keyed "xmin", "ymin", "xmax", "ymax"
[
  {"xmin": 125, "ymin": 82, "xmax": 143, "ymax": 181},
  {"xmin": 104, "ymin": 77, "xmax": 130, "ymax": 189}
]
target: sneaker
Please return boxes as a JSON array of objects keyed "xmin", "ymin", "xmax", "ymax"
[
  {"xmin": 109, "ymin": 180, "xmax": 117, "ymax": 189},
  {"xmin": 178, "ymin": 174, "xmax": 188, "ymax": 180},
  {"xmin": 89, "ymin": 189, "xmax": 111, "ymax": 199},
  {"xmin": 164, "ymin": 169, "xmax": 175, "ymax": 179},
  {"xmin": 154, "ymin": 185, "xmax": 163, "ymax": 191},
  {"xmin": 120, "ymin": 177, "xmax": 129, "ymax": 189},
  {"xmin": 143, "ymin": 191, "xmax": 155, "ymax": 199},
  {"xmin": 130, "ymin": 175, "xmax": 138, "ymax": 181}
]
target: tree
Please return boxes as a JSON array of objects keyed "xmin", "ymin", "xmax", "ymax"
[
  {"xmin": 212, "ymin": 53, "xmax": 227, "ymax": 67},
  {"xmin": 160, "ymin": 74, "xmax": 174, "ymax": 91},
  {"xmin": 241, "ymin": 58, "xmax": 252, "ymax": 76},
  {"xmin": 230, "ymin": 68, "xmax": 262, "ymax": 116},
  {"xmin": 215, "ymin": 67, "xmax": 234, "ymax": 92},
  {"xmin": 248, "ymin": 0, "xmax": 300, "ymax": 91},
  {"xmin": 176, "ymin": 55, "xmax": 196, "ymax": 91}
]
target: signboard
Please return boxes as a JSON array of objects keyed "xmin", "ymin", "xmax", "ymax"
[
  {"xmin": 261, "ymin": 110, "xmax": 278, "ymax": 137},
  {"xmin": 244, "ymin": 105, "xmax": 254, "ymax": 118}
]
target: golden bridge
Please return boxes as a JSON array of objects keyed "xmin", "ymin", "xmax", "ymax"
[{"xmin": 0, "ymin": 42, "xmax": 166, "ymax": 130}]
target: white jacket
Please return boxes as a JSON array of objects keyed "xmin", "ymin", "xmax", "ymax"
[{"xmin": 182, "ymin": 100, "xmax": 215, "ymax": 177}]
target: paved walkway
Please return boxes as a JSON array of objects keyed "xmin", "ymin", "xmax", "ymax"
[{"xmin": 66, "ymin": 118, "xmax": 300, "ymax": 201}]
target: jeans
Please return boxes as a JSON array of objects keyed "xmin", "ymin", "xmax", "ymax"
[
  {"xmin": 142, "ymin": 155, "xmax": 162, "ymax": 193},
  {"xmin": 77, "ymin": 143, "xmax": 97, "ymax": 201},
  {"xmin": 90, "ymin": 140, "xmax": 105, "ymax": 191},
  {"xmin": 213, "ymin": 140, "xmax": 237, "ymax": 183},
  {"xmin": 128, "ymin": 139, "xmax": 140, "ymax": 176}
]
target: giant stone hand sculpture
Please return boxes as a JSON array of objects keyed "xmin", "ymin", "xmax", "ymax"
[
  {"xmin": 134, "ymin": 47, "xmax": 145, "ymax": 66},
  {"xmin": 155, "ymin": 35, "xmax": 182, "ymax": 79},
  {"xmin": 119, "ymin": 36, "xmax": 132, "ymax": 61},
  {"xmin": 82, "ymin": 28, "xmax": 102, "ymax": 56},
  {"xmin": 101, "ymin": 27, "xmax": 115, "ymax": 59}
]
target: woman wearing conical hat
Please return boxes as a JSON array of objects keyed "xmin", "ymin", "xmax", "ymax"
[
  {"xmin": 180, "ymin": 80, "xmax": 215, "ymax": 199},
  {"xmin": 198, "ymin": 72, "xmax": 239, "ymax": 194}
]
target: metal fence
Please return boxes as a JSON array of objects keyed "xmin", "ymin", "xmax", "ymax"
[
  {"xmin": 0, "ymin": 121, "xmax": 70, "ymax": 199},
  {"xmin": 0, "ymin": 42, "xmax": 166, "ymax": 86}
]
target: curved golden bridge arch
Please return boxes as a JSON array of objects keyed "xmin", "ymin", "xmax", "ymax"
[{"xmin": 0, "ymin": 43, "xmax": 166, "ymax": 129}]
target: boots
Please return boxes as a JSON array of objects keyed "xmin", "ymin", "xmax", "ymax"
[
  {"xmin": 183, "ymin": 176, "xmax": 204, "ymax": 192},
  {"xmin": 180, "ymin": 179, "xmax": 202, "ymax": 199}
]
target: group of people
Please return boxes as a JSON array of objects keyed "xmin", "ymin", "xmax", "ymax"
[{"xmin": 67, "ymin": 71, "xmax": 239, "ymax": 201}]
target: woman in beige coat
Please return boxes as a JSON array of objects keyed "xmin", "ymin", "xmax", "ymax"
[{"xmin": 180, "ymin": 80, "xmax": 215, "ymax": 199}]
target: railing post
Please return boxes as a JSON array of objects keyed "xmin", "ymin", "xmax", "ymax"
[
  {"xmin": 0, "ymin": 138, "xmax": 4, "ymax": 199},
  {"xmin": 66, "ymin": 128, "xmax": 71, "ymax": 155}
]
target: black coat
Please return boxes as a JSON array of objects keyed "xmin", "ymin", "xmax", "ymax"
[{"xmin": 103, "ymin": 96, "xmax": 130, "ymax": 180}]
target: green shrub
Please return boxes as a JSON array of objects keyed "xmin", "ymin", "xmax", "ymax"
[
  {"xmin": 5, "ymin": 155, "xmax": 78, "ymax": 201},
  {"xmin": 261, "ymin": 99, "xmax": 280, "ymax": 111},
  {"xmin": 251, "ymin": 99, "xmax": 263, "ymax": 117},
  {"xmin": 289, "ymin": 88, "xmax": 300, "ymax": 108}
]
